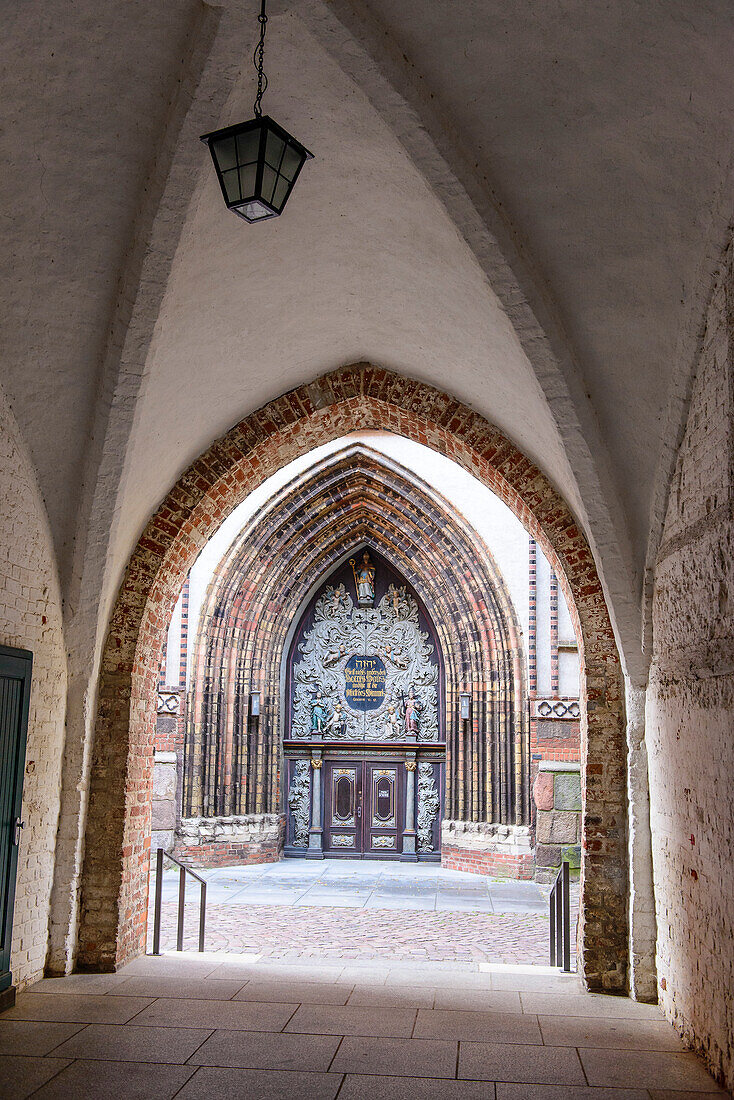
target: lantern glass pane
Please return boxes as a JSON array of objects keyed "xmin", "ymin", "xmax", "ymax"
[
  {"xmin": 272, "ymin": 175, "xmax": 290, "ymax": 211},
  {"xmin": 222, "ymin": 168, "xmax": 241, "ymax": 204},
  {"xmin": 239, "ymin": 162, "xmax": 257, "ymax": 199},
  {"xmin": 261, "ymin": 164, "xmax": 277, "ymax": 205},
  {"xmin": 215, "ymin": 136, "xmax": 237, "ymax": 172},
  {"xmin": 240, "ymin": 199, "xmax": 272, "ymax": 221},
  {"xmin": 236, "ymin": 128, "xmax": 260, "ymax": 165},
  {"xmin": 280, "ymin": 143, "xmax": 302, "ymax": 181},
  {"xmin": 265, "ymin": 129, "xmax": 286, "ymax": 170}
]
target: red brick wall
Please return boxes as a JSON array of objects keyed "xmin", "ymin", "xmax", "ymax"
[{"xmin": 442, "ymin": 846, "xmax": 535, "ymax": 881}]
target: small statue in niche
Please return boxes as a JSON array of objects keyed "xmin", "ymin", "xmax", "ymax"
[
  {"xmin": 350, "ymin": 550, "xmax": 375, "ymax": 606},
  {"xmin": 403, "ymin": 690, "xmax": 423, "ymax": 737},
  {"xmin": 310, "ymin": 690, "xmax": 330, "ymax": 734}
]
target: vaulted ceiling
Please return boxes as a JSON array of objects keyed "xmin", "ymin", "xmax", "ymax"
[{"xmin": 1, "ymin": 0, "xmax": 732, "ymax": 681}]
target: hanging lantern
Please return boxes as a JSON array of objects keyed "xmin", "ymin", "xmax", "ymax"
[{"xmin": 200, "ymin": 0, "xmax": 313, "ymax": 223}]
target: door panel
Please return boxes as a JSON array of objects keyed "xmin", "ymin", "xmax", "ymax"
[
  {"xmin": 364, "ymin": 762, "xmax": 401, "ymax": 856},
  {"xmin": 324, "ymin": 763, "xmax": 362, "ymax": 853}
]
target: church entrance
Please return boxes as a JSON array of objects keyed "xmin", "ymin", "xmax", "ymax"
[{"xmin": 283, "ymin": 548, "xmax": 445, "ymax": 861}]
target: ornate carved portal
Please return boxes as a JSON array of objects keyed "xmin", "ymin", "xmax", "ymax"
[{"xmin": 284, "ymin": 548, "xmax": 444, "ymax": 860}]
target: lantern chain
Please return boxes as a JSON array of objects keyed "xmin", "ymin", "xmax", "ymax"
[{"xmin": 253, "ymin": 0, "xmax": 268, "ymax": 118}]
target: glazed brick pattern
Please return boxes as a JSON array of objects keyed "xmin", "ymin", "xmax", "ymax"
[
  {"xmin": 647, "ymin": 239, "xmax": 734, "ymax": 1089},
  {"xmin": 76, "ymin": 364, "xmax": 626, "ymax": 994},
  {"xmin": 184, "ymin": 449, "xmax": 528, "ymax": 829},
  {"xmin": 442, "ymin": 846, "xmax": 534, "ymax": 880}
]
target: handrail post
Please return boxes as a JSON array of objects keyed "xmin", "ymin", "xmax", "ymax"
[
  {"xmin": 199, "ymin": 881, "xmax": 207, "ymax": 953},
  {"xmin": 562, "ymin": 859, "xmax": 571, "ymax": 972},
  {"xmin": 177, "ymin": 864, "xmax": 186, "ymax": 951},
  {"xmin": 152, "ymin": 848, "xmax": 163, "ymax": 955},
  {"xmin": 549, "ymin": 882, "xmax": 556, "ymax": 966}
]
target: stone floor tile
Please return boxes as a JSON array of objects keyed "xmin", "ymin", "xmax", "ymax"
[
  {"xmin": 415, "ymin": 1008, "xmax": 542, "ymax": 1044},
  {"xmin": 330, "ymin": 1036, "xmax": 458, "ymax": 1079},
  {"xmin": 119, "ymin": 956, "xmax": 221, "ymax": 978},
  {"xmin": 487, "ymin": 971, "xmax": 583, "ymax": 993},
  {"xmin": 432, "ymin": 989, "xmax": 522, "ymax": 1013},
  {"xmin": 0, "ymin": 1055, "xmax": 71, "ymax": 1100},
  {"xmin": 0, "ymin": 1020, "xmax": 85, "ymax": 1055},
  {"xmin": 31, "ymin": 1059, "xmax": 196, "ymax": 1099},
  {"xmin": 51, "ymin": 1023, "xmax": 212, "ymax": 1063},
  {"xmin": 235, "ymin": 963, "xmax": 345, "ymax": 983},
  {"xmin": 130, "ymin": 997, "xmax": 297, "ymax": 1031},
  {"xmin": 235, "ymin": 981, "xmax": 351, "ymax": 1005},
  {"xmin": 539, "ymin": 1014, "xmax": 687, "ymax": 1051},
  {"xmin": 580, "ymin": 1048, "xmax": 726, "ymax": 1092},
  {"xmin": 459, "ymin": 1041, "xmax": 586, "ymax": 1084},
  {"xmin": 111, "ymin": 976, "xmax": 246, "ymax": 1000},
  {"xmin": 28, "ymin": 974, "xmax": 129, "ymax": 995},
  {"xmin": 285, "ymin": 1003, "xmax": 416, "ymax": 1038},
  {"xmin": 338, "ymin": 1074, "xmax": 496, "ymax": 1099},
  {"xmin": 298, "ymin": 895, "xmax": 367, "ymax": 908},
  {"xmin": 364, "ymin": 896, "xmax": 437, "ymax": 911},
  {"xmin": 338, "ymin": 966, "xmax": 389, "ymax": 985},
  {"xmin": 520, "ymin": 992, "xmax": 664, "ymax": 1019},
  {"xmin": 187, "ymin": 1029, "xmax": 340, "ymax": 1071},
  {"xmin": 496, "ymin": 1087, "xmax": 649, "ymax": 1099},
  {"xmin": 176, "ymin": 1066, "xmax": 342, "ymax": 1099},
  {"xmin": 1, "ymin": 993, "xmax": 155, "ymax": 1024},
  {"xmin": 347, "ymin": 985, "xmax": 436, "ymax": 1008}
]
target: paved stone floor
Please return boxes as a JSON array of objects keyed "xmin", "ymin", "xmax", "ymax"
[
  {"xmin": 147, "ymin": 860, "xmax": 573, "ymax": 963},
  {"xmin": 0, "ymin": 953, "xmax": 726, "ymax": 1098}
]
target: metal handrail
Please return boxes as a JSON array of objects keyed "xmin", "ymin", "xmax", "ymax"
[
  {"xmin": 152, "ymin": 848, "xmax": 207, "ymax": 954},
  {"xmin": 549, "ymin": 860, "xmax": 571, "ymax": 972}
]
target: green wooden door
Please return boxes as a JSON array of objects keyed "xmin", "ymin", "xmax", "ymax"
[{"xmin": 0, "ymin": 646, "xmax": 32, "ymax": 994}]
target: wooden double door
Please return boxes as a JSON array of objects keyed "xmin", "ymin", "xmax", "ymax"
[{"xmin": 323, "ymin": 758, "xmax": 404, "ymax": 858}]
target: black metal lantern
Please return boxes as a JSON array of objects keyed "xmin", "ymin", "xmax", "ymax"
[{"xmin": 201, "ymin": 1, "xmax": 313, "ymax": 223}]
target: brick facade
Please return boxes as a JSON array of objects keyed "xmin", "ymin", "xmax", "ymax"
[{"xmin": 76, "ymin": 365, "xmax": 626, "ymax": 994}]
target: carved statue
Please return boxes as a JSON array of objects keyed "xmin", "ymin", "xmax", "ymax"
[
  {"xmin": 383, "ymin": 703, "xmax": 402, "ymax": 739},
  {"xmin": 310, "ymin": 690, "xmax": 329, "ymax": 733},
  {"xmin": 350, "ymin": 550, "xmax": 375, "ymax": 606},
  {"xmin": 403, "ymin": 691, "xmax": 422, "ymax": 737},
  {"xmin": 327, "ymin": 699, "xmax": 347, "ymax": 737}
]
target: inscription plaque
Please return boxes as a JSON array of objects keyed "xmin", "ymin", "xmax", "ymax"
[{"xmin": 344, "ymin": 655, "xmax": 386, "ymax": 712}]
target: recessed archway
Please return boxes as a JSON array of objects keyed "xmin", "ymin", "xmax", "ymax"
[{"xmin": 78, "ymin": 364, "xmax": 626, "ymax": 994}]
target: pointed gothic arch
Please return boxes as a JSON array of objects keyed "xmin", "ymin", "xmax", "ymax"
[
  {"xmin": 183, "ymin": 446, "xmax": 530, "ymax": 862},
  {"xmin": 79, "ymin": 364, "xmax": 626, "ymax": 994}
]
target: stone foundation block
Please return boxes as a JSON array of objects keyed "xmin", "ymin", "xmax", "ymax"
[
  {"xmin": 561, "ymin": 844, "xmax": 581, "ymax": 869},
  {"xmin": 537, "ymin": 809, "xmax": 578, "ymax": 844},
  {"xmin": 533, "ymin": 770, "xmax": 554, "ymax": 811},
  {"xmin": 175, "ymin": 814, "xmax": 284, "ymax": 867},
  {"xmin": 441, "ymin": 820, "xmax": 534, "ymax": 880},
  {"xmin": 535, "ymin": 843, "xmax": 562, "ymax": 867},
  {"xmin": 554, "ymin": 771, "xmax": 582, "ymax": 811}
]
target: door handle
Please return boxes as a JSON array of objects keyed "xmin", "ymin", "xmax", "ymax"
[{"xmin": 14, "ymin": 818, "xmax": 25, "ymax": 846}]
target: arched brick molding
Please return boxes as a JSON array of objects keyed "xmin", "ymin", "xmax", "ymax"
[
  {"xmin": 184, "ymin": 446, "xmax": 529, "ymax": 832},
  {"xmin": 78, "ymin": 364, "xmax": 626, "ymax": 993}
]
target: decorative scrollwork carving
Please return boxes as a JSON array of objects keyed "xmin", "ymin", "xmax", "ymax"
[
  {"xmin": 417, "ymin": 762, "xmax": 440, "ymax": 852},
  {"xmin": 287, "ymin": 761, "xmax": 310, "ymax": 847},
  {"xmin": 291, "ymin": 580, "xmax": 439, "ymax": 741}
]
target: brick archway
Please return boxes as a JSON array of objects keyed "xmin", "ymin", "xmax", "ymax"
[{"xmin": 78, "ymin": 364, "xmax": 626, "ymax": 993}]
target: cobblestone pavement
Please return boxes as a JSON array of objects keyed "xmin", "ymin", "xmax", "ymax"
[{"xmin": 147, "ymin": 860, "xmax": 579, "ymax": 965}]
